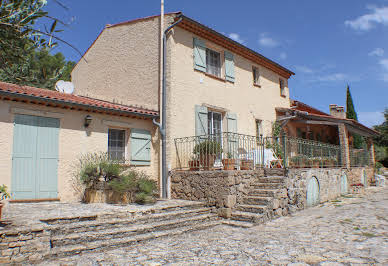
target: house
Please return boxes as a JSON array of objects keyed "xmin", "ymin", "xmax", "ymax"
[
  {"xmin": 0, "ymin": 82, "xmax": 159, "ymax": 201},
  {"xmin": 0, "ymin": 12, "xmax": 378, "ymax": 202}
]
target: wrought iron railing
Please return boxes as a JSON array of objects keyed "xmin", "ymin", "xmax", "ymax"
[
  {"xmin": 174, "ymin": 133, "xmax": 370, "ymax": 170},
  {"xmin": 350, "ymin": 148, "xmax": 369, "ymax": 167},
  {"xmin": 284, "ymin": 137, "xmax": 342, "ymax": 168}
]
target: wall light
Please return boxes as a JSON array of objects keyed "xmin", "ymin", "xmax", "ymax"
[{"xmin": 84, "ymin": 115, "xmax": 92, "ymax": 128}]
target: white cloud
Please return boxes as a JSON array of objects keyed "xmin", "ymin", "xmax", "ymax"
[
  {"xmin": 369, "ymin": 48, "xmax": 384, "ymax": 57},
  {"xmin": 345, "ymin": 6, "xmax": 388, "ymax": 31},
  {"xmin": 316, "ymin": 73, "xmax": 348, "ymax": 82},
  {"xmin": 258, "ymin": 33, "xmax": 279, "ymax": 48},
  {"xmin": 295, "ymin": 65, "xmax": 314, "ymax": 74},
  {"xmin": 358, "ymin": 111, "xmax": 385, "ymax": 127},
  {"xmin": 279, "ymin": 52, "xmax": 287, "ymax": 60},
  {"xmin": 228, "ymin": 33, "xmax": 245, "ymax": 44},
  {"xmin": 379, "ymin": 58, "xmax": 388, "ymax": 81}
]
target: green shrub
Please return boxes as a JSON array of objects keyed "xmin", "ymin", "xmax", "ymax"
[
  {"xmin": 0, "ymin": 185, "xmax": 10, "ymax": 201},
  {"xmin": 77, "ymin": 152, "xmax": 123, "ymax": 186},
  {"xmin": 108, "ymin": 174, "xmax": 137, "ymax": 194},
  {"xmin": 193, "ymin": 140, "xmax": 222, "ymax": 155}
]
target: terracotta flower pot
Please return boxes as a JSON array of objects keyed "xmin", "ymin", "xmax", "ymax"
[
  {"xmin": 241, "ymin": 160, "xmax": 254, "ymax": 170},
  {"xmin": 189, "ymin": 160, "xmax": 200, "ymax": 171},
  {"xmin": 222, "ymin": 159, "xmax": 236, "ymax": 170},
  {"xmin": 200, "ymin": 154, "xmax": 216, "ymax": 170}
]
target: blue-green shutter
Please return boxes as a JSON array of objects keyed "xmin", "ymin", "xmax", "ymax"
[
  {"xmin": 225, "ymin": 51, "xmax": 235, "ymax": 82},
  {"xmin": 340, "ymin": 174, "xmax": 348, "ymax": 195},
  {"xmin": 226, "ymin": 113, "xmax": 238, "ymax": 157},
  {"xmin": 195, "ymin": 105, "xmax": 208, "ymax": 137},
  {"xmin": 306, "ymin": 177, "xmax": 320, "ymax": 207},
  {"xmin": 193, "ymin": 38, "xmax": 206, "ymax": 72},
  {"xmin": 130, "ymin": 129, "xmax": 151, "ymax": 165}
]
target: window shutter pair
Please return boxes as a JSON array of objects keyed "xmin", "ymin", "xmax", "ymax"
[
  {"xmin": 130, "ymin": 129, "xmax": 151, "ymax": 165},
  {"xmin": 193, "ymin": 38, "xmax": 235, "ymax": 82}
]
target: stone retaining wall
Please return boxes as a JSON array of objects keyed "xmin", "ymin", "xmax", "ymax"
[
  {"xmin": 286, "ymin": 166, "xmax": 374, "ymax": 212},
  {"xmin": 171, "ymin": 170, "xmax": 264, "ymax": 209},
  {"xmin": 0, "ymin": 227, "xmax": 50, "ymax": 263}
]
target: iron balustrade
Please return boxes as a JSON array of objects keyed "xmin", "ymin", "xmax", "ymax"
[{"xmin": 349, "ymin": 148, "xmax": 370, "ymax": 167}]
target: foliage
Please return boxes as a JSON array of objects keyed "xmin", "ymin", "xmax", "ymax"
[
  {"xmin": 193, "ymin": 140, "xmax": 222, "ymax": 155},
  {"xmin": 345, "ymin": 85, "xmax": 364, "ymax": 149},
  {"xmin": 374, "ymin": 109, "xmax": 388, "ymax": 167},
  {"xmin": 0, "ymin": 185, "xmax": 10, "ymax": 200},
  {"xmin": 0, "ymin": 48, "xmax": 75, "ymax": 89},
  {"xmin": 0, "ymin": 0, "xmax": 77, "ymax": 87},
  {"xmin": 272, "ymin": 121, "xmax": 282, "ymax": 137},
  {"xmin": 77, "ymin": 152, "xmax": 123, "ymax": 186},
  {"xmin": 375, "ymin": 162, "xmax": 383, "ymax": 174},
  {"xmin": 108, "ymin": 170, "xmax": 157, "ymax": 205}
]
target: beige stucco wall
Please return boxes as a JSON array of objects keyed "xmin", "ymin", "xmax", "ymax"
[
  {"xmin": 0, "ymin": 101, "xmax": 159, "ymax": 202},
  {"xmin": 166, "ymin": 27, "xmax": 291, "ymax": 168},
  {"xmin": 71, "ymin": 15, "xmax": 174, "ymax": 111}
]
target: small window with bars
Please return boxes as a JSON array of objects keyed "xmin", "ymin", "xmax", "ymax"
[
  {"xmin": 108, "ymin": 128, "xmax": 126, "ymax": 161},
  {"xmin": 253, "ymin": 67, "xmax": 260, "ymax": 85},
  {"xmin": 279, "ymin": 79, "xmax": 286, "ymax": 96},
  {"xmin": 206, "ymin": 48, "xmax": 221, "ymax": 77}
]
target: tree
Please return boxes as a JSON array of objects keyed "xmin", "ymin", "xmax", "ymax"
[
  {"xmin": 0, "ymin": 0, "xmax": 80, "ymax": 87},
  {"xmin": 373, "ymin": 109, "xmax": 388, "ymax": 166},
  {"xmin": 346, "ymin": 85, "xmax": 364, "ymax": 149},
  {"xmin": 0, "ymin": 48, "xmax": 75, "ymax": 89}
]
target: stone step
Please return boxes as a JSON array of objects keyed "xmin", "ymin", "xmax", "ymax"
[
  {"xmin": 257, "ymin": 176, "xmax": 285, "ymax": 183},
  {"xmin": 236, "ymin": 204, "xmax": 267, "ymax": 214},
  {"xmin": 249, "ymin": 189, "xmax": 281, "ymax": 197},
  {"xmin": 230, "ymin": 211, "xmax": 263, "ymax": 223},
  {"xmin": 222, "ymin": 220, "xmax": 254, "ymax": 228},
  {"xmin": 264, "ymin": 168, "xmax": 286, "ymax": 176},
  {"xmin": 49, "ymin": 220, "xmax": 221, "ymax": 258},
  {"xmin": 51, "ymin": 213, "xmax": 218, "ymax": 247},
  {"xmin": 243, "ymin": 196, "xmax": 272, "ymax": 206},
  {"xmin": 50, "ymin": 207, "xmax": 214, "ymax": 235},
  {"xmin": 252, "ymin": 182, "xmax": 285, "ymax": 189}
]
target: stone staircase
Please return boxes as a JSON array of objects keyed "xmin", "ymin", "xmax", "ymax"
[
  {"xmin": 42, "ymin": 202, "xmax": 219, "ymax": 258},
  {"xmin": 225, "ymin": 169, "xmax": 288, "ymax": 228}
]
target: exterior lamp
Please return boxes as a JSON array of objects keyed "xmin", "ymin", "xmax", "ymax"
[{"xmin": 84, "ymin": 115, "xmax": 92, "ymax": 128}]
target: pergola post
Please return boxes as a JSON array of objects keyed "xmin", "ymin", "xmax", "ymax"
[
  {"xmin": 367, "ymin": 138, "xmax": 376, "ymax": 166},
  {"xmin": 338, "ymin": 123, "xmax": 350, "ymax": 168}
]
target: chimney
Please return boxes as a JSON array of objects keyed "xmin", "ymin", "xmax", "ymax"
[
  {"xmin": 336, "ymin": 106, "xmax": 346, "ymax": 119},
  {"xmin": 329, "ymin": 104, "xmax": 338, "ymax": 116},
  {"xmin": 329, "ymin": 104, "xmax": 346, "ymax": 119}
]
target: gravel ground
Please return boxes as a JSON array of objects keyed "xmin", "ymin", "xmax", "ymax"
[{"xmin": 41, "ymin": 187, "xmax": 388, "ymax": 265}]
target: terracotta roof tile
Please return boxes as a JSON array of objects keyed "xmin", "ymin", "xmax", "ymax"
[{"xmin": 0, "ymin": 81, "xmax": 159, "ymax": 118}]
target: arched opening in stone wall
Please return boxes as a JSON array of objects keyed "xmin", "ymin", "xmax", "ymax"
[
  {"xmin": 306, "ymin": 176, "xmax": 320, "ymax": 207},
  {"xmin": 340, "ymin": 173, "xmax": 348, "ymax": 195}
]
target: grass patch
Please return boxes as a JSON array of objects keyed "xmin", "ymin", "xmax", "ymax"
[
  {"xmin": 361, "ymin": 232, "xmax": 377, "ymax": 238},
  {"xmin": 353, "ymin": 226, "xmax": 360, "ymax": 230},
  {"xmin": 342, "ymin": 195, "xmax": 354, "ymax": 198},
  {"xmin": 339, "ymin": 218, "xmax": 352, "ymax": 224},
  {"xmin": 334, "ymin": 204, "xmax": 343, "ymax": 208},
  {"xmin": 331, "ymin": 199, "xmax": 342, "ymax": 203}
]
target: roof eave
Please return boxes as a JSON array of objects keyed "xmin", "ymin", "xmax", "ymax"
[{"xmin": 0, "ymin": 90, "xmax": 159, "ymax": 119}]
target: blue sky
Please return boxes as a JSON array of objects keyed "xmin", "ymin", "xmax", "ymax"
[{"xmin": 44, "ymin": 0, "xmax": 388, "ymax": 127}]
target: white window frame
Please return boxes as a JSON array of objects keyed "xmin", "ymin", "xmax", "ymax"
[
  {"xmin": 206, "ymin": 48, "xmax": 221, "ymax": 77},
  {"xmin": 108, "ymin": 128, "xmax": 127, "ymax": 162}
]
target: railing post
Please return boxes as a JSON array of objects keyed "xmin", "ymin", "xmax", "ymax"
[
  {"xmin": 282, "ymin": 132, "xmax": 288, "ymax": 168},
  {"xmin": 261, "ymin": 134, "xmax": 264, "ymax": 168}
]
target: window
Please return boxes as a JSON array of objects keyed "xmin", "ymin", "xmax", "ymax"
[
  {"xmin": 108, "ymin": 128, "xmax": 126, "ymax": 161},
  {"xmin": 279, "ymin": 79, "xmax": 286, "ymax": 96},
  {"xmin": 208, "ymin": 111, "xmax": 222, "ymax": 136},
  {"xmin": 253, "ymin": 67, "xmax": 260, "ymax": 85},
  {"xmin": 206, "ymin": 48, "xmax": 221, "ymax": 77},
  {"xmin": 256, "ymin": 120, "xmax": 262, "ymax": 138}
]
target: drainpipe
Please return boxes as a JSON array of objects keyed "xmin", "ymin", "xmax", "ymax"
[{"xmin": 154, "ymin": 15, "xmax": 183, "ymax": 199}]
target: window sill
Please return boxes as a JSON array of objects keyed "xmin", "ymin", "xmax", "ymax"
[
  {"xmin": 280, "ymin": 94, "xmax": 287, "ymax": 98},
  {"xmin": 204, "ymin": 72, "xmax": 226, "ymax": 82},
  {"xmin": 253, "ymin": 83, "xmax": 261, "ymax": 88}
]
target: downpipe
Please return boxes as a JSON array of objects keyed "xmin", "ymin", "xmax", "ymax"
[{"xmin": 156, "ymin": 16, "xmax": 183, "ymax": 199}]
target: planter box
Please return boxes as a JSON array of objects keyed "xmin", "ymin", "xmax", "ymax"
[
  {"xmin": 222, "ymin": 159, "xmax": 236, "ymax": 170},
  {"xmin": 241, "ymin": 160, "xmax": 254, "ymax": 170},
  {"xmin": 83, "ymin": 182, "xmax": 134, "ymax": 204}
]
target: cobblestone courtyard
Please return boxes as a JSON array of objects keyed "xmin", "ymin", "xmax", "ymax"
[{"xmin": 41, "ymin": 187, "xmax": 388, "ymax": 265}]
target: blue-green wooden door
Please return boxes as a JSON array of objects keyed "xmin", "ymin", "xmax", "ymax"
[
  {"xmin": 340, "ymin": 174, "xmax": 348, "ymax": 195},
  {"xmin": 306, "ymin": 177, "xmax": 320, "ymax": 207},
  {"xmin": 11, "ymin": 114, "xmax": 59, "ymax": 199}
]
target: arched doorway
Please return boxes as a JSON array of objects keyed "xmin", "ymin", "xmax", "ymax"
[
  {"xmin": 362, "ymin": 169, "xmax": 367, "ymax": 187},
  {"xmin": 306, "ymin": 176, "xmax": 320, "ymax": 207}
]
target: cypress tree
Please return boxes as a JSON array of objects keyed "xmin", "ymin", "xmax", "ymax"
[{"xmin": 346, "ymin": 85, "xmax": 364, "ymax": 148}]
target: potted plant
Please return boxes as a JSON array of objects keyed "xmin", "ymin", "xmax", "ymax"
[
  {"xmin": 0, "ymin": 185, "xmax": 10, "ymax": 220},
  {"xmin": 222, "ymin": 152, "xmax": 236, "ymax": 170},
  {"xmin": 312, "ymin": 158, "xmax": 321, "ymax": 168},
  {"xmin": 193, "ymin": 140, "xmax": 222, "ymax": 170},
  {"xmin": 188, "ymin": 156, "xmax": 200, "ymax": 171}
]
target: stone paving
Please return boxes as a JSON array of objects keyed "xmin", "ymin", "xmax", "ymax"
[{"xmin": 38, "ymin": 186, "xmax": 388, "ymax": 265}]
